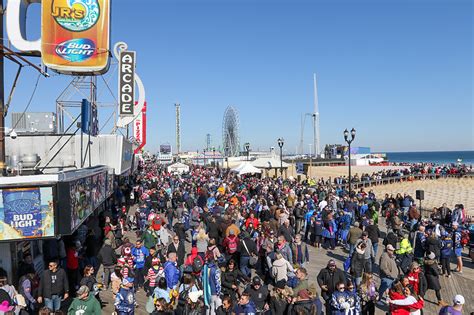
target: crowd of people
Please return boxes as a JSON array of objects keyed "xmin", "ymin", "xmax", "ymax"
[{"xmin": 0, "ymin": 157, "xmax": 471, "ymax": 315}]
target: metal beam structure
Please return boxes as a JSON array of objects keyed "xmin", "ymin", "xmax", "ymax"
[{"xmin": 175, "ymin": 103, "xmax": 181, "ymax": 154}]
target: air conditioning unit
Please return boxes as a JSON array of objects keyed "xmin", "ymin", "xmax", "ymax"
[{"xmin": 11, "ymin": 112, "xmax": 57, "ymax": 134}]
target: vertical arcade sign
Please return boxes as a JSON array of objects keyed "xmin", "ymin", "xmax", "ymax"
[
  {"xmin": 6, "ymin": 0, "xmax": 111, "ymax": 74},
  {"xmin": 119, "ymin": 51, "xmax": 136, "ymax": 116},
  {"xmin": 133, "ymin": 102, "xmax": 147, "ymax": 154}
]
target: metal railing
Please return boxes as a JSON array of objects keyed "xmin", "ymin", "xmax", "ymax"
[{"xmin": 335, "ymin": 172, "xmax": 473, "ymax": 190}]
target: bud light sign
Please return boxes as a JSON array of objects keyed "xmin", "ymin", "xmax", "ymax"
[
  {"xmin": 0, "ymin": 187, "xmax": 55, "ymax": 241},
  {"xmin": 56, "ymin": 38, "xmax": 96, "ymax": 62}
]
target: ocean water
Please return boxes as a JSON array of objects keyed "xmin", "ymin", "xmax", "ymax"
[{"xmin": 385, "ymin": 151, "xmax": 474, "ymax": 165}]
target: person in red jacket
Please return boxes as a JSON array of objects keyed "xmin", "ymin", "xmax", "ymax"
[
  {"xmin": 66, "ymin": 242, "xmax": 81, "ymax": 292},
  {"xmin": 245, "ymin": 212, "xmax": 259, "ymax": 229},
  {"xmin": 388, "ymin": 282, "xmax": 424, "ymax": 315}
]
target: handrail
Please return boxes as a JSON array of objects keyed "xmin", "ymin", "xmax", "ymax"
[{"xmin": 324, "ymin": 172, "xmax": 474, "ymax": 189}]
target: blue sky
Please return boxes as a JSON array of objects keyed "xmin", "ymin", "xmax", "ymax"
[{"xmin": 4, "ymin": 0, "xmax": 473, "ymax": 153}]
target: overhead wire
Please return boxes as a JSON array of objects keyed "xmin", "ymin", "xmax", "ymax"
[{"xmin": 11, "ymin": 73, "xmax": 42, "ymax": 130}]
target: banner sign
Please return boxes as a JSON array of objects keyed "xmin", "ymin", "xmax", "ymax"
[
  {"xmin": 133, "ymin": 102, "xmax": 147, "ymax": 154},
  {"xmin": 41, "ymin": 0, "xmax": 111, "ymax": 74},
  {"xmin": 70, "ymin": 177, "xmax": 92, "ymax": 231},
  {"xmin": 58, "ymin": 169, "xmax": 113, "ymax": 234},
  {"xmin": 296, "ymin": 162, "xmax": 304, "ymax": 175},
  {"xmin": 119, "ymin": 51, "xmax": 136, "ymax": 116},
  {"xmin": 0, "ymin": 187, "xmax": 54, "ymax": 241}
]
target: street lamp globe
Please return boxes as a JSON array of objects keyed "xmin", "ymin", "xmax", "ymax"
[
  {"xmin": 343, "ymin": 129, "xmax": 349, "ymax": 140},
  {"xmin": 351, "ymin": 128, "xmax": 356, "ymax": 139},
  {"xmin": 277, "ymin": 138, "xmax": 284, "ymax": 148}
]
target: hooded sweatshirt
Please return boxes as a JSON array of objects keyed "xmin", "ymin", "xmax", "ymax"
[
  {"xmin": 67, "ymin": 293, "xmax": 101, "ymax": 315},
  {"xmin": 271, "ymin": 257, "xmax": 294, "ymax": 282}
]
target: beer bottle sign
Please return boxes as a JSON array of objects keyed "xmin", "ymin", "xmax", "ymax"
[{"xmin": 6, "ymin": 0, "xmax": 111, "ymax": 75}]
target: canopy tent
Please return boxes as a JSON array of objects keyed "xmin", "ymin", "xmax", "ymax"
[
  {"xmin": 251, "ymin": 157, "xmax": 290, "ymax": 169},
  {"xmin": 231, "ymin": 162, "xmax": 262, "ymax": 175},
  {"xmin": 167, "ymin": 162, "xmax": 190, "ymax": 174}
]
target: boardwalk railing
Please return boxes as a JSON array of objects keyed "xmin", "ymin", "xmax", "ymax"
[{"xmin": 333, "ymin": 172, "xmax": 474, "ymax": 190}]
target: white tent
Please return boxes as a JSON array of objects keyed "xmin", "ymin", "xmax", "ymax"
[
  {"xmin": 231, "ymin": 162, "xmax": 261, "ymax": 175},
  {"xmin": 167, "ymin": 162, "xmax": 190, "ymax": 174},
  {"xmin": 251, "ymin": 157, "xmax": 290, "ymax": 169}
]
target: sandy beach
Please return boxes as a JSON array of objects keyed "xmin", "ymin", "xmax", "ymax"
[{"xmin": 284, "ymin": 165, "xmax": 474, "ymax": 217}]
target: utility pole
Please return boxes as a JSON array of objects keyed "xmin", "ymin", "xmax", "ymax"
[
  {"xmin": 0, "ymin": 2, "xmax": 5, "ymax": 176},
  {"xmin": 313, "ymin": 73, "xmax": 320, "ymax": 158},
  {"xmin": 175, "ymin": 103, "xmax": 181, "ymax": 154}
]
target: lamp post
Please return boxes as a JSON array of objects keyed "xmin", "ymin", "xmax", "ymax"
[
  {"xmin": 225, "ymin": 145, "xmax": 229, "ymax": 169},
  {"xmin": 203, "ymin": 149, "xmax": 207, "ymax": 166},
  {"xmin": 344, "ymin": 128, "xmax": 356, "ymax": 196},
  {"xmin": 244, "ymin": 142, "xmax": 250, "ymax": 161},
  {"xmin": 277, "ymin": 138, "xmax": 284, "ymax": 176},
  {"xmin": 213, "ymin": 148, "xmax": 216, "ymax": 167}
]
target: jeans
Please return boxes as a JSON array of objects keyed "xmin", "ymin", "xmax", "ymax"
[
  {"xmin": 378, "ymin": 277, "xmax": 394, "ymax": 299},
  {"xmin": 103, "ymin": 265, "xmax": 115, "ymax": 288},
  {"xmin": 441, "ymin": 257, "xmax": 451, "ymax": 275},
  {"xmin": 372, "ymin": 243, "xmax": 379, "ymax": 260},
  {"xmin": 134, "ymin": 267, "xmax": 145, "ymax": 289},
  {"xmin": 44, "ymin": 295, "xmax": 62, "ymax": 311},
  {"xmin": 240, "ymin": 256, "xmax": 251, "ymax": 278},
  {"xmin": 349, "ymin": 243, "xmax": 356, "ymax": 256}
]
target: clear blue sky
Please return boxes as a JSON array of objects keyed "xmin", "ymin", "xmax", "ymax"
[{"xmin": 4, "ymin": 0, "xmax": 473, "ymax": 153}]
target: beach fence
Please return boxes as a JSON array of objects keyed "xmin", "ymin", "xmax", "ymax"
[{"xmin": 338, "ymin": 172, "xmax": 473, "ymax": 191}]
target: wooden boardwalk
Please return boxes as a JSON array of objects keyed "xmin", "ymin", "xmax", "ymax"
[{"xmin": 98, "ymin": 212, "xmax": 474, "ymax": 314}]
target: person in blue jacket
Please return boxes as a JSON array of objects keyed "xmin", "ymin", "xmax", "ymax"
[
  {"xmin": 322, "ymin": 216, "xmax": 338, "ymax": 250},
  {"xmin": 233, "ymin": 291, "xmax": 257, "ymax": 314},
  {"xmin": 202, "ymin": 255, "xmax": 222, "ymax": 314},
  {"xmin": 115, "ymin": 277, "xmax": 136, "ymax": 315},
  {"xmin": 452, "ymin": 222, "xmax": 463, "ymax": 273},
  {"xmin": 163, "ymin": 252, "xmax": 181, "ymax": 290},
  {"xmin": 311, "ymin": 214, "xmax": 324, "ymax": 248},
  {"xmin": 440, "ymin": 232, "xmax": 453, "ymax": 277},
  {"xmin": 131, "ymin": 240, "xmax": 149, "ymax": 290}
]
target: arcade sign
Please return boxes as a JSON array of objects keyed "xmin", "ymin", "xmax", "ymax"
[{"xmin": 119, "ymin": 51, "xmax": 136, "ymax": 116}]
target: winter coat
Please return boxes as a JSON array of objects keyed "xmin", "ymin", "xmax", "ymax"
[
  {"xmin": 97, "ymin": 243, "xmax": 117, "ymax": 266},
  {"xmin": 364, "ymin": 225, "xmax": 381, "ymax": 245},
  {"xmin": 67, "ymin": 293, "xmax": 101, "ymax": 315},
  {"xmin": 347, "ymin": 227, "xmax": 363, "ymax": 245},
  {"xmin": 164, "ymin": 261, "xmax": 181, "ymax": 289},
  {"xmin": 379, "ymin": 252, "xmax": 398, "ymax": 279},
  {"xmin": 272, "ymin": 257, "xmax": 294, "ymax": 282},
  {"xmin": 317, "ymin": 267, "xmax": 346, "ymax": 301},
  {"xmin": 407, "ymin": 271, "xmax": 427, "ymax": 297},
  {"xmin": 288, "ymin": 299, "xmax": 317, "ymax": 315},
  {"xmin": 350, "ymin": 249, "xmax": 366, "ymax": 278},
  {"xmin": 221, "ymin": 268, "xmax": 249, "ymax": 296},
  {"xmin": 115, "ymin": 287, "xmax": 135, "ymax": 313},
  {"xmin": 38, "ymin": 268, "xmax": 69, "ymax": 299},
  {"xmin": 424, "ymin": 259, "xmax": 441, "ymax": 291},
  {"xmin": 440, "ymin": 238, "xmax": 453, "ymax": 258},
  {"xmin": 425, "ymin": 237, "xmax": 441, "ymax": 259},
  {"xmin": 269, "ymin": 294, "xmax": 289, "ymax": 315},
  {"xmin": 292, "ymin": 242, "xmax": 309, "ymax": 265},
  {"xmin": 330, "ymin": 290, "xmax": 360, "ymax": 315}
]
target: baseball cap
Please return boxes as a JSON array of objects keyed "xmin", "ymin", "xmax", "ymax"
[
  {"xmin": 76, "ymin": 285, "xmax": 89, "ymax": 296},
  {"xmin": 275, "ymin": 280, "xmax": 286, "ymax": 289},
  {"xmin": 453, "ymin": 294, "xmax": 465, "ymax": 305},
  {"xmin": 252, "ymin": 276, "xmax": 262, "ymax": 285},
  {"xmin": 386, "ymin": 244, "xmax": 395, "ymax": 251},
  {"xmin": 328, "ymin": 259, "xmax": 336, "ymax": 267}
]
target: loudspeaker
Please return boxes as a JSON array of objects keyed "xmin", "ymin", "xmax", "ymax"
[{"xmin": 416, "ymin": 190, "xmax": 424, "ymax": 200}]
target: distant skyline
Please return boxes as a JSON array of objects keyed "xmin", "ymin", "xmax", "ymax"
[{"xmin": 3, "ymin": 0, "xmax": 473, "ymax": 153}]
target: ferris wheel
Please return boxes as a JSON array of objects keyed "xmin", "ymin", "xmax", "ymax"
[{"xmin": 222, "ymin": 106, "xmax": 240, "ymax": 157}]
